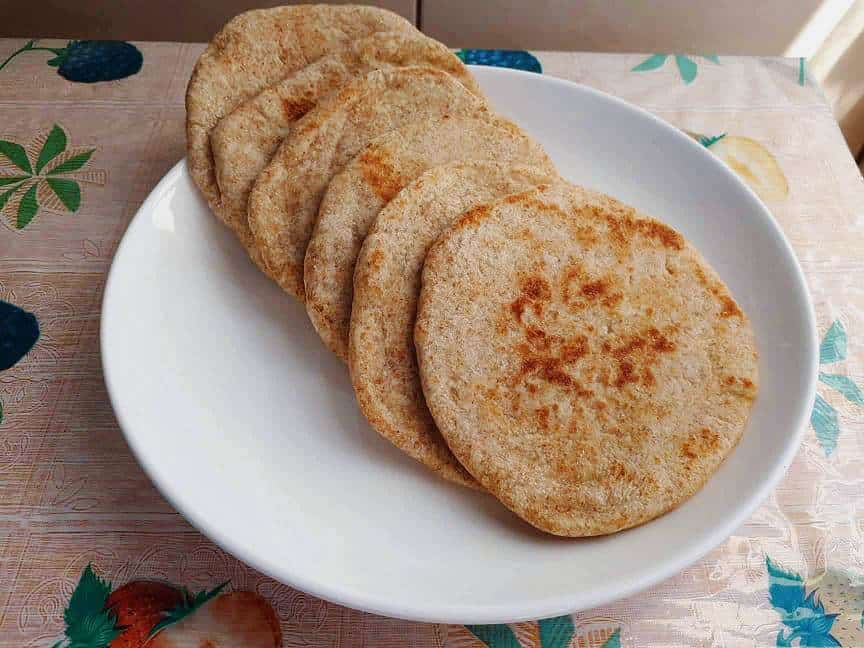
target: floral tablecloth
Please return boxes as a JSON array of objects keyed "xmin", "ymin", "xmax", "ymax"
[{"xmin": 1, "ymin": 40, "xmax": 863, "ymax": 648}]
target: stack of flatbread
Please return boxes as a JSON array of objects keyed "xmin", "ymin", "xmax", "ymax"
[{"xmin": 186, "ymin": 4, "xmax": 759, "ymax": 537}]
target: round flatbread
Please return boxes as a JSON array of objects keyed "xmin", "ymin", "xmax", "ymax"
[
  {"xmin": 414, "ymin": 182, "xmax": 759, "ymax": 536},
  {"xmin": 210, "ymin": 31, "xmax": 479, "ymax": 262},
  {"xmin": 248, "ymin": 66, "xmax": 487, "ymax": 300},
  {"xmin": 186, "ymin": 4, "xmax": 413, "ymax": 210},
  {"xmin": 305, "ymin": 115, "xmax": 552, "ymax": 360},
  {"xmin": 350, "ymin": 162, "xmax": 558, "ymax": 489}
]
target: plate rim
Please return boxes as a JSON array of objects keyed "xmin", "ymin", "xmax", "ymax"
[{"xmin": 101, "ymin": 65, "xmax": 819, "ymax": 624}]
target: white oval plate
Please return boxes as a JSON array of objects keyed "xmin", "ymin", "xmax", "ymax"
[{"xmin": 102, "ymin": 66, "xmax": 817, "ymax": 624}]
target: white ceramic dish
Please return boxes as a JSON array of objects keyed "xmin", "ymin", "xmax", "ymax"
[{"xmin": 101, "ymin": 66, "xmax": 817, "ymax": 624}]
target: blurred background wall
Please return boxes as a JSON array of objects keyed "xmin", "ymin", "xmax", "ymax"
[{"xmin": 2, "ymin": 0, "xmax": 862, "ymax": 164}]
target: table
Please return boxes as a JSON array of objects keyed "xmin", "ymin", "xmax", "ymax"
[{"xmin": 1, "ymin": 40, "xmax": 862, "ymax": 648}]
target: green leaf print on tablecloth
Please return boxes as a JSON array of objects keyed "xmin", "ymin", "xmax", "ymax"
[
  {"xmin": 632, "ymin": 54, "xmax": 720, "ymax": 84},
  {"xmin": 766, "ymin": 556, "xmax": 841, "ymax": 646},
  {"xmin": 766, "ymin": 555, "xmax": 864, "ymax": 646},
  {"xmin": 466, "ymin": 624, "xmax": 522, "ymax": 647},
  {"xmin": 0, "ymin": 124, "xmax": 104, "ymax": 230},
  {"xmin": 601, "ymin": 629, "xmax": 622, "ymax": 648},
  {"xmin": 53, "ymin": 564, "xmax": 121, "ymax": 648},
  {"xmin": 148, "ymin": 581, "xmax": 229, "ymax": 640},
  {"xmin": 697, "ymin": 133, "xmax": 727, "ymax": 148},
  {"xmin": 811, "ymin": 320, "xmax": 863, "ymax": 456},
  {"xmin": 820, "ymin": 320, "xmax": 847, "ymax": 363},
  {"xmin": 538, "ymin": 615, "xmax": 575, "ymax": 647},
  {"xmin": 467, "ymin": 616, "xmax": 621, "ymax": 647}
]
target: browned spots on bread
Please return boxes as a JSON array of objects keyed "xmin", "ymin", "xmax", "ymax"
[
  {"xmin": 535, "ymin": 406, "xmax": 550, "ymax": 430},
  {"xmin": 505, "ymin": 272, "xmax": 596, "ymax": 398},
  {"xmin": 720, "ymin": 295, "xmax": 743, "ymax": 318},
  {"xmin": 647, "ymin": 326, "xmax": 676, "ymax": 353},
  {"xmin": 501, "ymin": 190, "xmax": 569, "ymax": 225},
  {"xmin": 359, "ymin": 146, "xmax": 409, "ymax": 202},
  {"xmin": 590, "ymin": 203, "xmax": 684, "ymax": 253},
  {"xmin": 722, "ymin": 374, "xmax": 758, "ymax": 400},
  {"xmin": 510, "ymin": 298, "xmax": 528, "ymax": 323},
  {"xmin": 681, "ymin": 427, "xmax": 721, "ymax": 460},
  {"xmin": 503, "ymin": 187, "xmax": 547, "ymax": 205},
  {"xmin": 609, "ymin": 461, "xmax": 629, "ymax": 480},
  {"xmin": 522, "ymin": 276, "xmax": 551, "ymax": 301},
  {"xmin": 607, "ymin": 325, "xmax": 677, "ymax": 391},
  {"xmin": 561, "ymin": 337, "xmax": 589, "ymax": 362},
  {"xmin": 560, "ymin": 265, "xmax": 582, "ymax": 304},
  {"xmin": 460, "ymin": 203, "xmax": 491, "ymax": 227},
  {"xmin": 638, "ymin": 219, "xmax": 684, "ymax": 250},
  {"xmin": 611, "ymin": 335, "xmax": 645, "ymax": 359},
  {"xmin": 538, "ymin": 358, "xmax": 574, "ymax": 387},
  {"xmin": 282, "ymin": 96, "xmax": 316, "ymax": 120},
  {"xmin": 614, "ymin": 360, "xmax": 637, "ymax": 388},
  {"xmin": 511, "ymin": 392, "xmax": 521, "ymax": 413},
  {"xmin": 515, "ymin": 355, "xmax": 593, "ymax": 399},
  {"xmin": 561, "ymin": 264, "xmax": 623, "ymax": 311},
  {"xmin": 642, "ymin": 367, "xmax": 656, "ymax": 387},
  {"xmin": 577, "ymin": 277, "xmax": 626, "ymax": 309},
  {"xmin": 694, "ymin": 261, "xmax": 743, "ymax": 318},
  {"xmin": 581, "ymin": 279, "xmax": 608, "ymax": 299},
  {"xmin": 569, "ymin": 222, "xmax": 600, "ymax": 248},
  {"xmin": 513, "ymin": 342, "xmax": 591, "ymax": 393},
  {"xmin": 602, "ymin": 292, "xmax": 624, "ymax": 309},
  {"xmin": 599, "ymin": 208, "xmax": 628, "ymax": 249},
  {"xmin": 509, "ymin": 275, "xmax": 551, "ymax": 324},
  {"xmin": 495, "ymin": 315, "xmax": 508, "ymax": 336},
  {"xmin": 366, "ymin": 249, "xmax": 384, "ymax": 272},
  {"xmin": 526, "ymin": 326, "xmax": 553, "ymax": 351}
]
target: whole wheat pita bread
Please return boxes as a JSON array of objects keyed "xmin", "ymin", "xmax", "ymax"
[
  {"xmin": 247, "ymin": 66, "xmax": 487, "ymax": 300},
  {"xmin": 186, "ymin": 4, "xmax": 413, "ymax": 210},
  {"xmin": 210, "ymin": 31, "xmax": 479, "ymax": 260},
  {"xmin": 350, "ymin": 162, "xmax": 558, "ymax": 489},
  {"xmin": 305, "ymin": 115, "xmax": 552, "ymax": 360},
  {"xmin": 414, "ymin": 182, "xmax": 759, "ymax": 536}
]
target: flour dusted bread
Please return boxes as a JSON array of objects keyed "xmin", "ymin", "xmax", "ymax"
[
  {"xmin": 248, "ymin": 66, "xmax": 487, "ymax": 299},
  {"xmin": 186, "ymin": 4, "xmax": 413, "ymax": 210},
  {"xmin": 210, "ymin": 31, "xmax": 478, "ymax": 260},
  {"xmin": 305, "ymin": 115, "xmax": 552, "ymax": 360},
  {"xmin": 350, "ymin": 162, "xmax": 558, "ymax": 488},
  {"xmin": 414, "ymin": 182, "xmax": 759, "ymax": 535}
]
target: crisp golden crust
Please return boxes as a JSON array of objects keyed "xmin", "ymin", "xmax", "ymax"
[
  {"xmin": 350, "ymin": 162, "xmax": 558, "ymax": 489},
  {"xmin": 305, "ymin": 114, "xmax": 552, "ymax": 360},
  {"xmin": 209, "ymin": 30, "xmax": 479, "ymax": 265},
  {"xmin": 186, "ymin": 4, "xmax": 413, "ymax": 211},
  {"xmin": 415, "ymin": 182, "xmax": 759, "ymax": 536},
  {"xmin": 247, "ymin": 66, "xmax": 487, "ymax": 300}
]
